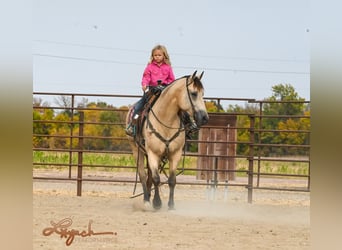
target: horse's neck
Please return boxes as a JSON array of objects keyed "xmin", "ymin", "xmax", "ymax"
[{"xmin": 151, "ymin": 85, "xmax": 181, "ymax": 125}]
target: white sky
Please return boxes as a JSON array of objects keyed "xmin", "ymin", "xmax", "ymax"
[{"xmin": 33, "ymin": 0, "xmax": 310, "ymax": 107}]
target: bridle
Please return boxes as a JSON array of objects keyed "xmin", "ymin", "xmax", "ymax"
[
  {"xmin": 185, "ymin": 76, "xmax": 198, "ymax": 124},
  {"xmin": 146, "ymin": 75, "xmax": 198, "ymax": 151},
  {"xmin": 131, "ymin": 74, "xmax": 202, "ymax": 197}
]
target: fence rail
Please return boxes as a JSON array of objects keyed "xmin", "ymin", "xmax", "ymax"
[{"xmin": 33, "ymin": 92, "xmax": 310, "ymax": 203}]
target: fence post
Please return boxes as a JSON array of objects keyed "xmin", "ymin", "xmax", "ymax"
[
  {"xmin": 68, "ymin": 94, "xmax": 75, "ymax": 179},
  {"xmin": 247, "ymin": 115, "xmax": 255, "ymax": 203},
  {"xmin": 210, "ymin": 157, "xmax": 218, "ymax": 200},
  {"xmin": 77, "ymin": 111, "xmax": 84, "ymax": 196},
  {"xmin": 256, "ymin": 102, "xmax": 263, "ymax": 187}
]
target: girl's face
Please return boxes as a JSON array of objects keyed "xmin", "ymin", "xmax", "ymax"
[{"xmin": 152, "ymin": 49, "xmax": 164, "ymax": 64}]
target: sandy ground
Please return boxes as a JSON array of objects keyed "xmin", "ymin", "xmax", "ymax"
[{"xmin": 33, "ymin": 173, "xmax": 310, "ymax": 250}]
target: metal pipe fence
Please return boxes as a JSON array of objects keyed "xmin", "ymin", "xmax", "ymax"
[{"xmin": 33, "ymin": 92, "xmax": 310, "ymax": 203}]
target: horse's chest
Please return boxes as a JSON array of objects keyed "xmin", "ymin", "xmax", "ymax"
[{"xmin": 146, "ymin": 132, "xmax": 184, "ymax": 154}]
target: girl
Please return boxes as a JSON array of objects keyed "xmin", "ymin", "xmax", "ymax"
[
  {"xmin": 141, "ymin": 44, "xmax": 175, "ymax": 91},
  {"xmin": 126, "ymin": 45, "xmax": 175, "ymax": 136}
]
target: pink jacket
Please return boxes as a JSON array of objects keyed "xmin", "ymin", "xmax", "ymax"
[{"xmin": 141, "ymin": 61, "xmax": 175, "ymax": 88}]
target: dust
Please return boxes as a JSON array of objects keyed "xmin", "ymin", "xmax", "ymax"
[
  {"xmin": 33, "ymin": 180, "xmax": 310, "ymax": 249},
  {"xmin": 169, "ymin": 200, "xmax": 309, "ymax": 226},
  {"xmin": 130, "ymin": 197, "xmax": 309, "ymax": 227}
]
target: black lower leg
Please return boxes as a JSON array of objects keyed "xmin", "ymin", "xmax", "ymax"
[
  {"xmin": 168, "ymin": 173, "xmax": 176, "ymax": 209},
  {"xmin": 152, "ymin": 174, "xmax": 162, "ymax": 209}
]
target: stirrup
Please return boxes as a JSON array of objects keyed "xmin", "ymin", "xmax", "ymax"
[{"xmin": 125, "ymin": 124, "xmax": 135, "ymax": 136}]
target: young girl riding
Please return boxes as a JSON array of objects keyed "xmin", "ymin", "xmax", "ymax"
[{"xmin": 126, "ymin": 45, "xmax": 175, "ymax": 135}]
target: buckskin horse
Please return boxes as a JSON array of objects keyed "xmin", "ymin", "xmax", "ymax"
[{"xmin": 126, "ymin": 71, "xmax": 209, "ymax": 210}]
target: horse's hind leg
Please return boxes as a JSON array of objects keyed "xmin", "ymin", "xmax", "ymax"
[
  {"xmin": 138, "ymin": 175, "xmax": 150, "ymax": 204},
  {"xmin": 136, "ymin": 150, "xmax": 150, "ymax": 204},
  {"xmin": 146, "ymin": 165, "xmax": 152, "ymax": 200}
]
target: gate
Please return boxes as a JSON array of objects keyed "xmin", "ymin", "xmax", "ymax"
[{"xmin": 33, "ymin": 92, "xmax": 310, "ymax": 203}]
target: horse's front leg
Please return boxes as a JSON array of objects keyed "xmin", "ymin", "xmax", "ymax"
[
  {"xmin": 168, "ymin": 150, "xmax": 182, "ymax": 210},
  {"xmin": 168, "ymin": 171, "xmax": 176, "ymax": 210},
  {"xmin": 152, "ymin": 169, "xmax": 162, "ymax": 210},
  {"xmin": 148, "ymin": 155, "xmax": 162, "ymax": 209}
]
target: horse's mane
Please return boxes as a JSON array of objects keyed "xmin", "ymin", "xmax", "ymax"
[
  {"xmin": 162, "ymin": 74, "xmax": 204, "ymax": 94},
  {"xmin": 192, "ymin": 75, "xmax": 204, "ymax": 91}
]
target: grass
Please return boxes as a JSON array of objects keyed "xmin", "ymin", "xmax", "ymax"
[
  {"xmin": 236, "ymin": 158, "xmax": 309, "ymax": 177},
  {"xmin": 33, "ymin": 151, "xmax": 309, "ymax": 176},
  {"xmin": 33, "ymin": 151, "xmax": 136, "ymax": 171},
  {"xmin": 33, "ymin": 151, "xmax": 198, "ymax": 174}
]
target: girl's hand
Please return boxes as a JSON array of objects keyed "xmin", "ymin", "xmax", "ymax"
[{"xmin": 142, "ymin": 86, "xmax": 149, "ymax": 93}]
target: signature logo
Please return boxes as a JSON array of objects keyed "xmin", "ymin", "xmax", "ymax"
[{"xmin": 42, "ymin": 217, "xmax": 116, "ymax": 246}]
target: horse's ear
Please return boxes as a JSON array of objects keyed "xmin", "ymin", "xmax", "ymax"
[
  {"xmin": 199, "ymin": 71, "xmax": 204, "ymax": 80},
  {"xmin": 191, "ymin": 70, "xmax": 197, "ymax": 79}
]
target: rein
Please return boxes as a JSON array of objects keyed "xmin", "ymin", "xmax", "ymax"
[
  {"xmin": 149, "ymin": 108, "xmax": 183, "ymax": 130},
  {"xmin": 146, "ymin": 114, "xmax": 183, "ymax": 152},
  {"xmin": 146, "ymin": 75, "xmax": 197, "ymax": 151},
  {"xmin": 130, "ymin": 73, "xmax": 202, "ymax": 199},
  {"xmin": 185, "ymin": 77, "xmax": 198, "ymax": 123}
]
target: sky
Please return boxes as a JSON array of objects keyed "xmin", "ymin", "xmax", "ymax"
[{"xmin": 33, "ymin": 0, "xmax": 310, "ymax": 108}]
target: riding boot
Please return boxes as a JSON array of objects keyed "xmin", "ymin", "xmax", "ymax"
[
  {"xmin": 125, "ymin": 123, "xmax": 135, "ymax": 136},
  {"xmin": 125, "ymin": 115, "xmax": 139, "ymax": 136}
]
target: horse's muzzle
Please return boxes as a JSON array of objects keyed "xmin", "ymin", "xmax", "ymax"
[{"xmin": 195, "ymin": 110, "xmax": 209, "ymax": 127}]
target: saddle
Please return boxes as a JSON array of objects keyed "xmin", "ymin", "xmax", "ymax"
[
  {"xmin": 127, "ymin": 84, "xmax": 197, "ymax": 144},
  {"xmin": 128, "ymin": 86, "xmax": 165, "ymax": 140}
]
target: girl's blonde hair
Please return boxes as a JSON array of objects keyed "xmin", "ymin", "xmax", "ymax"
[{"xmin": 149, "ymin": 44, "xmax": 171, "ymax": 65}]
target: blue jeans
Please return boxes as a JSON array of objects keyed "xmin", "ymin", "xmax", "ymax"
[{"xmin": 132, "ymin": 93, "xmax": 147, "ymax": 118}]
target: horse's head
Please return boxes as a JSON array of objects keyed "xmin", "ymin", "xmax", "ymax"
[{"xmin": 181, "ymin": 71, "xmax": 209, "ymax": 127}]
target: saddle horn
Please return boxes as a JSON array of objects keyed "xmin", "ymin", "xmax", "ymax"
[{"xmin": 199, "ymin": 71, "xmax": 204, "ymax": 80}]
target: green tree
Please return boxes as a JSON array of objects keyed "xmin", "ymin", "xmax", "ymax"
[
  {"xmin": 261, "ymin": 84, "xmax": 308, "ymax": 156},
  {"xmin": 99, "ymin": 109, "xmax": 123, "ymax": 150},
  {"xmin": 80, "ymin": 102, "xmax": 127, "ymax": 150},
  {"xmin": 278, "ymin": 110, "xmax": 310, "ymax": 155},
  {"xmin": 51, "ymin": 112, "xmax": 75, "ymax": 149},
  {"xmin": 33, "ymin": 105, "xmax": 54, "ymax": 148},
  {"xmin": 226, "ymin": 103, "xmax": 259, "ymax": 155},
  {"xmin": 54, "ymin": 95, "xmax": 73, "ymax": 117},
  {"xmin": 263, "ymin": 84, "xmax": 304, "ymax": 124},
  {"xmin": 205, "ymin": 100, "xmax": 224, "ymax": 112}
]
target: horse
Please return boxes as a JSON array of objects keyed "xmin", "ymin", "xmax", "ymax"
[{"xmin": 126, "ymin": 71, "xmax": 209, "ymax": 210}]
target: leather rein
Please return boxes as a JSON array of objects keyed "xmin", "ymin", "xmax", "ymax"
[{"xmin": 145, "ymin": 75, "xmax": 197, "ymax": 153}]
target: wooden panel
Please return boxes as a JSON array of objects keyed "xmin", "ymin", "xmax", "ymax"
[{"xmin": 197, "ymin": 114, "xmax": 237, "ymax": 181}]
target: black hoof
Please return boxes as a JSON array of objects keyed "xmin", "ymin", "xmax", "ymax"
[
  {"xmin": 168, "ymin": 201, "xmax": 175, "ymax": 210},
  {"xmin": 153, "ymin": 199, "xmax": 162, "ymax": 210}
]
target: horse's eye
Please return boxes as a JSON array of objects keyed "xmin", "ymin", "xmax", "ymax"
[{"xmin": 191, "ymin": 92, "xmax": 198, "ymax": 98}]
